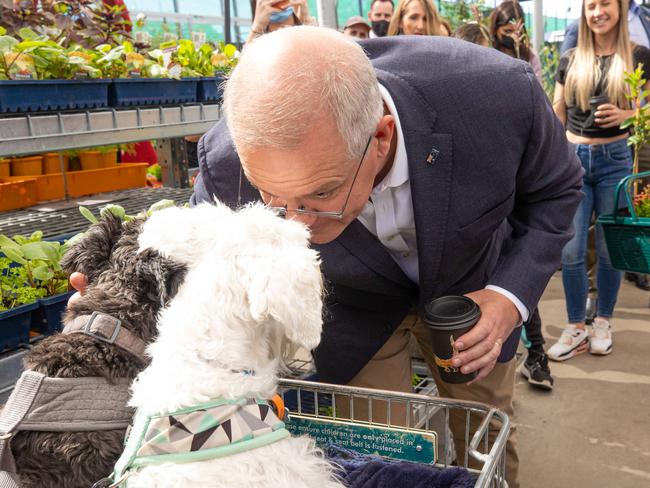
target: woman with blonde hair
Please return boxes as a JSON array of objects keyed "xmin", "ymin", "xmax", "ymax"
[
  {"xmin": 387, "ymin": 0, "xmax": 446, "ymax": 36},
  {"xmin": 549, "ymin": 0, "xmax": 650, "ymax": 362}
]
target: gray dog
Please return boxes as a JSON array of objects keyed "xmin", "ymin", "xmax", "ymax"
[{"xmin": 6, "ymin": 213, "xmax": 187, "ymax": 488}]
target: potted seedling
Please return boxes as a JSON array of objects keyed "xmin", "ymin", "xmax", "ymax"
[
  {"xmin": 0, "ymin": 231, "xmax": 81, "ymax": 339},
  {"xmin": 0, "ymin": 28, "xmax": 109, "ymax": 112},
  {"xmin": 0, "ymin": 255, "xmax": 42, "ymax": 351},
  {"xmin": 109, "ymin": 39, "xmax": 199, "ymax": 106},
  {"xmin": 42, "ymin": 152, "xmax": 70, "ymax": 174},
  {"xmin": 197, "ymin": 41, "xmax": 238, "ymax": 103},
  {"xmin": 0, "ymin": 158, "xmax": 9, "ymax": 177},
  {"xmin": 78, "ymin": 145, "xmax": 119, "ymax": 170}
]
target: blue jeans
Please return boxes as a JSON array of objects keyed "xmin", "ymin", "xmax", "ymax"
[{"xmin": 561, "ymin": 139, "xmax": 632, "ymax": 323}]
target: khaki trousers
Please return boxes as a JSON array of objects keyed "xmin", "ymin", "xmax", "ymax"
[{"xmin": 337, "ymin": 313, "xmax": 519, "ymax": 488}]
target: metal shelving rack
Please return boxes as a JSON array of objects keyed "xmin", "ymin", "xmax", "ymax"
[{"xmin": 0, "ymin": 103, "xmax": 221, "ymax": 188}]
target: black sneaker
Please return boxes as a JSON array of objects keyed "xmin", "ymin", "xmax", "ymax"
[{"xmin": 521, "ymin": 351, "xmax": 554, "ymax": 391}]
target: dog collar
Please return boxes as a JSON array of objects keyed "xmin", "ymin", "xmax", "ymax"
[
  {"xmin": 110, "ymin": 397, "xmax": 289, "ymax": 484},
  {"xmin": 63, "ymin": 312, "xmax": 148, "ymax": 364}
]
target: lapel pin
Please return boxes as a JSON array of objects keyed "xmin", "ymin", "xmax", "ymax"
[{"xmin": 426, "ymin": 147, "xmax": 440, "ymax": 165}]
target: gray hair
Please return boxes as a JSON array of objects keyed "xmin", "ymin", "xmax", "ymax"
[{"xmin": 223, "ymin": 26, "xmax": 383, "ymax": 159}]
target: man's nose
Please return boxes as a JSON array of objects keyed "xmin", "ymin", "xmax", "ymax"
[{"xmin": 288, "ymin": 212, "xmax": 318, "ymax": 227}]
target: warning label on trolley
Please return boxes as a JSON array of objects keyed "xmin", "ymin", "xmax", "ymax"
[{"xmin": 285, "ymin": 415, "xmax": 437, "ymax": 464}]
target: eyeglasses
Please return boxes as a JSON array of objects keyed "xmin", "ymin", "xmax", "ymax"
[{"xmin": 267, "ymin": 135, "xmax": 373, "ymax": 220}]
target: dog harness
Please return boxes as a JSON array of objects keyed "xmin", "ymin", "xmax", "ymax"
[
  {"xmin": 0, "ymin": 312, "xmax": 148, "ymax": 488},
  {"xmin": 0, "ymin": 371, "xmax": 135, "ymax": 488},
  {"xmin": 108, "ymin": 397, "xmax": 290, "ymax": 486}
]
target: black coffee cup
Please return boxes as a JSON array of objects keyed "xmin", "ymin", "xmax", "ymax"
[
  {"xmin": 589, "ymin": 94, "xmax": 609, "ymax": 126},
  {"xmin": 423, "ymin": 296, "xmax": 481, "ymax": 384}
]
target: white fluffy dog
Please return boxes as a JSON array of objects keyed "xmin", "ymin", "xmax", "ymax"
[{"xmin": 112, "ymin": 202, "xmax": 343, "ymax": 488}]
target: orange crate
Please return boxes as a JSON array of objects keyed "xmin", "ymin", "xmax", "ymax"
[
  {"xmin": 0, "ymin": 178, "xmax": 37, "ymax": 211},
  {"xmin": 33, "ymin": 163, "xmax": 148, "ymax": 201}
]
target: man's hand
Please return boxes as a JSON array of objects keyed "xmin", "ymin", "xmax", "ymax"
[
  {"xmin": 451, "ymin": 289, "xmax": 520, "ymax": 383},
  {"xmin": 67, "ymin": 272, "xmax": 87, "ymax": 307}
]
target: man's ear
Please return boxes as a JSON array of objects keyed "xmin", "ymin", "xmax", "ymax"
[
  {"xmin": 60, "ymin": 213, "xmax": 125, "ymax": 284},
  {"xmin": 374, "ymin": 114, "xmax": 395, "ymax": 161}
]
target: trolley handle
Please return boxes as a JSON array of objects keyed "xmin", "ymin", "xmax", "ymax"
[
  {"xmin": 468, "ymin": 407, "xmax": 497, "ymax": 464},
  {"xmin": 468, "ymin": 407, "xmax": 510, "ymax": 488},
  {"xmin": 610, "ymin": 170, "xmax": 650, "ymax": 222}
]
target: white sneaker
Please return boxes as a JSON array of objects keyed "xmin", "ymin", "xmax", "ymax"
[
  {"xmin": 590, "ymin": 318, "xmax": 613, "ymax": 355},
  {"xmin": 547, "ymin": 325, "xmax": 589, "ymax": 361}
]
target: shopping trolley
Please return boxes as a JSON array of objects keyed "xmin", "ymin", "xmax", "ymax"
[{"xmin": 278, "ymin": 374, "xmax": 510, "ymax": 488}]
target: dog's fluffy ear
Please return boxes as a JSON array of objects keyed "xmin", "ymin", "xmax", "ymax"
[
  {"xmin": 246, "ymin": 246, "xmax": 324, "ymax": 352},
  {"xmin": 60, "ymin": 212, "xmax": 124, "ymax": 283},
  {"xmin": 135, "ymin": 249, "xmax": 188, "ymax": 306}
]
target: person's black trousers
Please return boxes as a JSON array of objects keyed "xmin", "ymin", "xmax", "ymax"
[{"xmin": 523, "ymin": 308, "xmax": 545, "ymax": 352}]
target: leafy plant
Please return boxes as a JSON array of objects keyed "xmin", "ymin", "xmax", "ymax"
[
  {"xmin": 440, "ymin": 0, "xmax": 489, "ymax": 31},
  {"xmin": 0, "ymin": 257, "xmax": 46, "ymax": 311},
  {"xmin": 1, "ymin": 28, "xmax": 100, "ymax": 80},
  {"xmin": 539, "ymin": 42, "xmax": 560, "ymax": 102},
  {"xmin": 146, "ymin": 164, "xmax": 163, "ymax": 188},
  {"xmin": 211, "ymin": 42, "xmax": 238, "ymax": 75},
  {"xmin": 177, "ymin": 39, "xmax": 214, "ymax": 77},
  {"xmin": 622, "ymin": 64, "xmax": 650, "ymax": 177},
  {"xmin": 634, "ymin": 184, "xmax": 650, "ymax": 218},
  {"xmin": 0, "ymin": 231, "xmax": 81, "ymax": 310},
  {"xmin": 79, "ymin": 199, "xmax": 176, "ymax": 225}
]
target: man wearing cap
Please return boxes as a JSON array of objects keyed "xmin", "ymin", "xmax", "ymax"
[{"xmin": 343, "ymin": 16, "xmax": 371, "ymax": 39}]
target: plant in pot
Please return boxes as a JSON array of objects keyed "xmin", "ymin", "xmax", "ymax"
[
  {"xmin": 79, "ymin": 2, "xmax": 132, "ymax": 48},
  {"xmin": 10, "ymin": 154, "xmax": 43, "ymax": 176},
  {"xmin": 0, "ymin": 256, "xmax": 43, "ymax": 351},
  {"xmin": 0, "ymin": 157, "xmax": 10, "ymax": 177},
  {"xmin": 0, "ymin": 28, "xmax": 108, "ymax": 112},
  {"xmin": 0, "ymin": 231, "xmax": 82, "ymax": 339},
  {"xmin": 42, "ymin": 152, "xmax": 69, "ymax": 174},
  {"xmin": 78, "ymin": 144, "xmax": 119, "ymax": 170},
  {"xmin": 198, "ymin": 41, "xmax": 238, "ymax": 102}
]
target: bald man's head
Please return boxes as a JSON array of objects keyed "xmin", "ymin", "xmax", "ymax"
[{"xmin": 223, "ymin": 26, "xmax": 382, "ymax": 160}]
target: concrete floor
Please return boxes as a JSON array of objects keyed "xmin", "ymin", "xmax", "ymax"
[{"xmin": 516, "ymin": 273, "xmax": 650, "ymax": 487}]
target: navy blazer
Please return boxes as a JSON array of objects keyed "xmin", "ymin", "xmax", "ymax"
[
  {"xmin": 561, "ymin": 3, "xmax": 650, "ymax": 54},
  {"xmin": 192, "ymin": 36, "xmax": 583, "ymax": 385}
]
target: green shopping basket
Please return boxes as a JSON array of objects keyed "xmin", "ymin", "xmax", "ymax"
[{"xmin": 598, "ymin": 171, "xmax": 650, "ymax": 274}]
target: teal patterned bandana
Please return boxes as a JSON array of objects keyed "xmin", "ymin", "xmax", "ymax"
[{"xmin": 112, "ymin": 397, "xmax": 289, "ymax": 484}]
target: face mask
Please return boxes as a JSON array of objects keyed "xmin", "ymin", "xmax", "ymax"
[
  {"xmin": 371, "ymin": 20, "xmax": 390, "ymax": 37},
  {"xmin": 270, "ymin": 6, "xmax": 294, "ymax": 24},
  {"xmin": 499, "ymin": 35, "xmax": 515, "ymax": 49}
]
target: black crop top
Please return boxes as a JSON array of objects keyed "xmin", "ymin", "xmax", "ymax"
[{"xmin": 555, "ymin": 45, "xmax": 650, "ymax": 138}]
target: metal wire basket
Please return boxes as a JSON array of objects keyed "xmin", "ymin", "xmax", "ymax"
[{"xmin": 277, "ymin": 377, "xmax": 510, "ymax": 488}]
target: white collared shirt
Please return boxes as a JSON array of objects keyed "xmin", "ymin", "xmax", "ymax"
[{"xmin": 357, "ymin": 84, "xmax": 529, "ymax": 322}]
